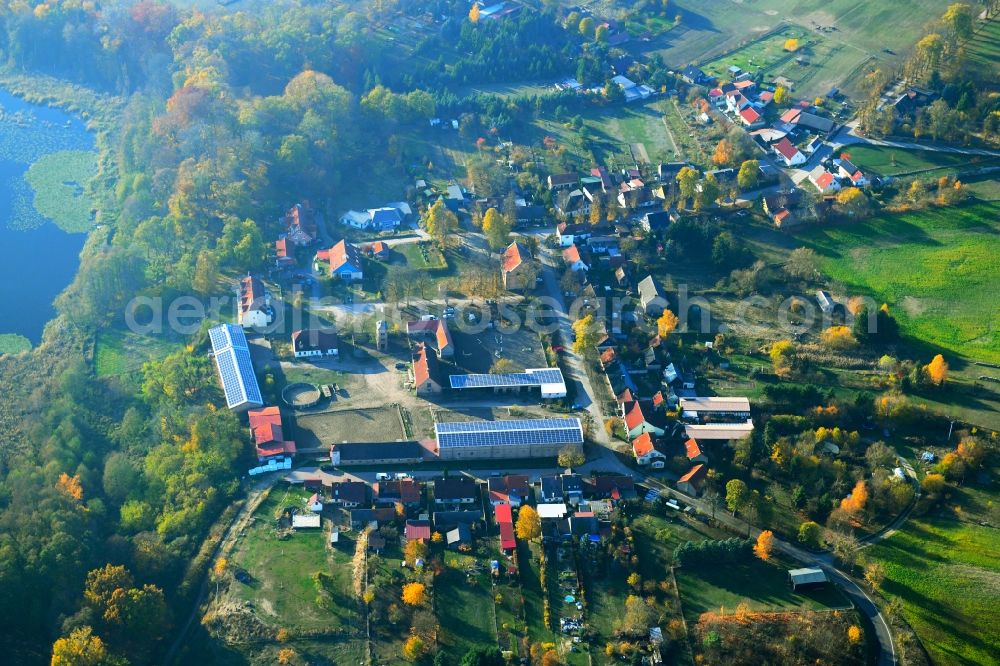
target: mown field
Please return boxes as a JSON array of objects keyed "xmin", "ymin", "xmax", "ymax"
[
  {"xmin": 966, "ymin": 15, "xmax": 1000, "ymax": 79},
  {"xmin": 868, "ymin": 480, "xmax": 1000, "ymax": 666},
  {"xmin": 646, "ymin": 0, "xmax": 951, "ymax": 97},
  {"xmin": 842, "ymin": 145, "xmax": 999, "ymax": 177},
  {"xmin": 795, "ymin": 202, "xmax": 1000, "ymax": 364}
]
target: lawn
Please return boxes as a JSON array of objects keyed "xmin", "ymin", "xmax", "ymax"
[
  {"xmin": 94, "ymin": 328, "xmax": 177, "ymax": 385},
  {"xmin": 677, "ymin": 558, "xmax": 850, "ymax": 619},
  {"xmin": 702, "ymin": 25, "xmax": 814, "ymax": 83},
  {"xmin": 795, "ymin": 202, "xmax": 1000, "ymax": 363},
  {"xmin": 228, "ymin": 486, "xmax": 361, "ymax": 635},
  {"xmin": 436, "ymin": 551, "xmax": 498, "ymax": 658},
  {"xmin": 868, "ymin": 480, "xmax": 1000, "ymax": 666},
  {"xmin": 967, "ymin": 15, "xmax": 1000, "ymax": 79},
  {"xmin": 396, "ymin": 241, "xmax": 448, "ymax": 271},
  {"xmin": 842, "ymin": 145, "xmax": 998, "ymax": 177}
]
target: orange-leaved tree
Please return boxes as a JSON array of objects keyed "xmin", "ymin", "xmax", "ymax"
[
  {"xmin": 753, "ymin": 530, "xmax": 774, "ymax": 561},
  {"xmin": 401, "ymin": 582, "xmax": 427, "ymax": 606}
]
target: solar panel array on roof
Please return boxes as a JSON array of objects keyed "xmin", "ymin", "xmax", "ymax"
[
  {"xmin": 435, "ymin": 418, "xmax": 582, "ymax": 448},
  {"xmin": 449, "ymin": 368, "xmax": 564, "ymax": 389},
  {"xmin": 209, "ymin": 324, "xmax": 263, "ymax": 410}
]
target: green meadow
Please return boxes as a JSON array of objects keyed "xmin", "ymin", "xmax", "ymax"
[{"xmin": 796, "ymin": 202, "xmax": 1000, "ymax": 363}]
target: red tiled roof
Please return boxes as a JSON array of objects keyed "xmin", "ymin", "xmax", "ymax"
[
  {"xmin": 436, "ymin": 319, "xmax": 453, "ymax": 352},
  {"xmin": 781, "ymin": 108, "xmax": 802, "ymax": 123},
  {"xmin": 773, "ymin": 208, "xmax": 792, "ymax": 223},
  {"xmin": 734, "ymin": 79, "xmax": 755, "ymax": 90},
  {"xmin": 499, "ymin": 522, "xmax": 516, "ymax": 550},
  {"xmin": 759, "ymin": 91, "xmax": 774, "ymax": 102},
  {"xmin": 617, "ymin": 388, "xmax": 635, "ymax": 405},
  {"xmin": 275, "ymin": 238, "xmax": 289, "ymax": 258},
  {"xmin": 739, "ymin": 106, "xmax": 761, "ymax": 124},
  {"xmin": 494, "ymin": 503, "xmax": 513, "ymax": 525},
  {"xmin": 327, "ymin": 239, "xmax": 362, "ymax": 273},
  {"xmin": 563, "ymin": 244, "xmax": 583, "ymax": 264},
  {"xmin": 652, "ymin": 391, "xmax": 665, "ymax": 407},
  {"xmin": 248, "ymin": 406, "xmax": 296, "ymax": 458},
  {"xmin": 773, "ymin": 137, "xmax": 799, "ymax": 161},
  {"xmin": 240, "ymin": 275, "xmax": 266, "ymax": 314},
  {"xmin": 413, "ymin": 342, "xmax": 439, "ymax": 389},
  {"xmin": 405, "ymin": 520, "xmax": 432, "ymax": 541},
  {"xmin": 678, "ymin": 463, "xmax": 706, "ymax": 484},
  {"xmin": 623, "ymin": 400, "xmax": 647, "ymax": 432},
  {"xmin": 371, "ymin": 240, "xmax": 389, "ymax": 254},
  {"xmin": 502, "ymin": 242, "xmax": 525, "ymax": 273},
  {"xmin": 814, "ymin": 171, "xmax": 835, "ymax": 188},
  {"xmin": 685, "ymin": 438, "xmax": 704, "ymax": 460},
  {"xmin": 632, "ymin": 431, "xmax": 655, "ymax": 457}
]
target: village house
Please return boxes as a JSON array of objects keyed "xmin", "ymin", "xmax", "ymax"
[
  {"xmin": 237, "ymin": 275, "xmax": 273, "ymax": 329},
  {"xmin": 412, "ymin": 342, "xmax": 443, "ymax": 395},
  {"xmin": 317, "ymin": 239, "xmax": 364, "ymax": 281},
  {"xmin": 642, "ymin": 210, "xmax": 673, "ymax": 234},
  {"xmin": 406, "ymin": 318, "xmax": 454, "ymax": 358},
  {"xmin": 631, "ymin": 431, "xmax": 666, "ymax": 468},
  {"xmin": 282, "ymin": 203, "xmax": 317, "ymax": 246},
  {"xmin": 374, "ymin": 479, "xmax": 422, "ymax": 506},
  {"xmin": 563, "ymin": 244, "xmax": 589, "ymax": 273},
  {"xmin": 773, "ymin": 137, "xmax": 806, "ymax": 167},
  {"xmin": 637, "ymin": 275, "xmax": 667, "ymax": 318},
  {"xmin": 547, "ymin": 173, "xmax": 578, "ymax": 191},
  {"xmin": 488, "ymin": 475, "xmax": 532, "ymax": 507},
  {"xmin": 274, "ymin": 237, "xmax": 295, "ymax": 269},
  {"xmin": 327, "ymin": 481, "xmax": 368, "ymax": 508},
  {"xmin": 677, "ymin": 464, "xmax": 707, "ymax": 496},
  {"xmin": 501, "ymin": 241, "xmax": 535, "ymax": 291},
  {"xmin": 681, "ymin": 65, "xmax": 711, "ymax": 85},
  {"xmin": 622, "ymin": 400, "xmax": 666, "ymax": 440},
  {"xmin": 808, "ymin": 166, "xmax": 841, "ymax": 194},
  {"xmin": 836, "ymin": 158, "xmax": 867, "ymax": 187},
  {"xmin": 680, "ymin": 397, "xmax": 752, "ymax": 423},
  {"xmin": 433, "ymin": 478, "xmax": 479, "ymax": 506},
  {"xmin": 446, "ymin": 524, "xmax": 473, "ymax": 550},
  {"xmin": 584, "ymin": 475, "xmax": 636, "ymax": 501},
  {"xmin": 291, "ymin": 328, "xmax": 339, "ymax": 358},
  {"xmin": 405, "ymin": 519, "xmax": 432, "ymax": 542},
  {"xmin": 350, "ymin": 507, "xmax": 396, "ymax": 530},
  {"xmin": 339, "ymin": 205, "xmax": 405, "ymax": 231},
  {"xmin": 685, "ymin": 438, "xmax": 708, "ymax": 465}
]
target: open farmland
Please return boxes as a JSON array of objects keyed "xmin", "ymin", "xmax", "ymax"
[
  {"xmin": 868, "ymin": 479, "xmax": 1000, "ymax": 665},
  {"xmin": 843, "ymin": 145, "xmax": 1000, "ymax": 178},
  {"xmin": 795, "ymin": 202, "xmax": 1000, "ymax": 364},
  {"xmin": 966, "ymin": 15, "xmax": 1000, "ymax": 79},
  {"xmin": 644, "ymin": 0, "xmax": 953, "ymax": 97}
]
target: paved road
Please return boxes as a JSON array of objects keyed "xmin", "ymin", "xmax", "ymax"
[{"xmin": 834, "ymin": 122, "xmax": 1000, "ymax": 158}]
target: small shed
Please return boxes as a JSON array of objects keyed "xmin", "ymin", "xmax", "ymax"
[
  {"xmin": 330, "ymin": 529, "xmax": 340, "ymax": 544},
  {"xmin": 788, "ymin": 567, "xmax": 828, "ymax": 591}
]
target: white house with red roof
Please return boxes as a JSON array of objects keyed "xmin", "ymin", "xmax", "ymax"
[
  {"xmin": 501, "ymin": 241, "xmax": 534, "ymax": 291},
  {"xmin": 562, "ymin": 244, "xmax": 589, "ymax": 273},
  {"xmin": 808, "ymin": 165, "xmax": 841, "ymax": 194},
  {"xmin": 737, "ymin": 105, "xmax": 764, "ymax": 128},
  {"xmin": 237, "ymin": 275, "xmax": 273, "ymax": 329},
  {"xmin": 631, "ymin": 432, "xmax": 666, "ymax": 468},
  {"xmin": 772, "ymin": 137, "xmax": 806, "ymax": 167},
  {"xmin": 836, "ymin": 158, "xmax": 867, "ymax": 187}
]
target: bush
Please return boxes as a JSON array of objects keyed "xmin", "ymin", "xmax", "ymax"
[{"xmin": 673, "ymin": 538, "xmax": 753, "ymax": 568}]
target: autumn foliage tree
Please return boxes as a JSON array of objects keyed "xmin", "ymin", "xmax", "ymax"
[
  {"xmin": 468, "ymin": 3, "xmax": 480, "ymax": 23},
  {"xmin": 753, "ymin": 530, "xmax": 774, "ymax": 561},
  {"xmin": 656, "ymin": 309, "xmax": 679, "ymax": 338},
  {"xmin": 840, "ymin": 480, "xmax": 868, "ymax": 517},
  {"xmin": 401, "ymin": 582, "xmax": 427, "ymax": 606},
  {"xmin": 820, "ymin": 326, "xmax": 857, "ymax": 350},
  {"xmin": 51, "ymin": 626, "xmax": 120, "ymax": 666},
  {"xmin": 925, "ymin": 354, "xmax": 949, "ymax": 385},
  {"xmin": 515, "ymin": 505, "xmax": 541, "ymax": 540},
  {"xmin": 57, "ymin": 472, "xmax": 84, "ymax": 501},
  {"xmin": 404, "ymin": 539, "xmax": 428, "ymax": 564},
  {"xmin": 403, "ymin": 635, "xmax": 427, "ymax": 660}
]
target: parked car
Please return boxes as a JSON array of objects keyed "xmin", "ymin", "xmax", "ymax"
[
  {"xmin": 395, "ymin": 362, "xmax": 408, "ymax": 370},
  {"xmin": 375, "ymin": 473, "xmax": 391, "ymax": 481}
]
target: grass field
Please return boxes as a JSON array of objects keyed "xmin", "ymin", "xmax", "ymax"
[
  {"xmin": 396, "ymin": 242, "xmax": 448, "ymax": 271},
  {"xmin": 868, "ymin": 479, "xmax": 1000, "ymax": 665},
  {"xmin": 677, "ymin": 559, "xmax": 850, "ymax": 619},
  {"xmin": 795, "ymin": 202, "xmax": 1000, "ymax": 363},
  {"xmin": 647, "ymin": 0, "xmax": 952, "ymax": 97},
  {"xmin": 843, "ymin": 145, "xmax": 999, "ymax": 177},
  {"xmin": 94, "ymin": 328, "xmax": 177, "ymax": 385},
  {"xmin": 228, "ymin": 486, "xmax": 361, "ymax": 635},
  {"xmin": 967, "ymin": 15, "xmax": 1000, "ymax": 79},
  {"xmin": 437, "ymin": 552, "xmax": 498, "ymax": 658}
]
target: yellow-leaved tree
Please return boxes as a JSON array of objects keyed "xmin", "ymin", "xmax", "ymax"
[
  {"xmin": 840, "ymin": 480, "xmax": 868, "ymax": 516},
  {"xmin": 401, "ymin": 582, "xmax": 427, "ymax": 606},
  {"xmin": 657, "ymin": 309, "xmax": 679, "ymax": 339},
  {"xmin": 784, "ymin": 38, "xmax": 800, "ymax": 51},
  {"xmin": 753, "ymin": 530, "xmax": 774, "ymax": 561},
  {"xmin": 468, "ymin": 3, "xmax": 480, "ymax": 23},
  {"xmin": 515, "ymin": 505, "xmax": 541, "ymax": 540},
  {"xmin": 925, "ymin": 354, "xmax": 949, "ymax": 385},
  {"xmin": 51, "ymin": 627, "xmax": 110, "ymax": 666}
]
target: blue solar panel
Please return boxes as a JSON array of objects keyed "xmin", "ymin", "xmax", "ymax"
[
  {"xmin": 210, "ymin": 324, "xmax": 262, "ymax": 409},
  {"xmin": 449, "ymin": 368, "xmax": 565, "ymax": 389},
  {"xmin": 435, "ymin": 418, "xmax": 583, "ymax": 448}
]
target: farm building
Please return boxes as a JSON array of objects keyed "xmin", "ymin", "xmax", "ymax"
[
  {"xmin": 683, "ymin": 421, "xmax": 755, "ymax": 442},
  {"xmin": 329, "ymin": 440, "xmax": 424, "ymax": 466},
  {"xmin": 680, "ymin": 397, "xmax": 751, "ymax": 423},
  {"xmin": 209, "ymin": 324, "xmax": 264, "ymax": 412},
  {"xmin": 248, "ymin": 406, "xmax": 296, "ymax": 461},
  {"xmin": 789, "ymin": 567, "xmax": 828, "ymax": 591},
  {"xmin": 434, "ymin": 418, "xmax": 583, "ymax": 460},
  {"xmin": 237, "ymin": 275, "xmax": 273, "ymax": 329},
  {"xmin": 449, "ymin": 368, "xmax": 567, "ymax": 399},
  {"xmin": 291, "ymin": 328, "xmax": 339, "ymax": 358}
]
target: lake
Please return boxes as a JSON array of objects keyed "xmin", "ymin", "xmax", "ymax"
[{"xmin": 0, "ymin": 87, "xmax": 95, "ymax": 349}]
